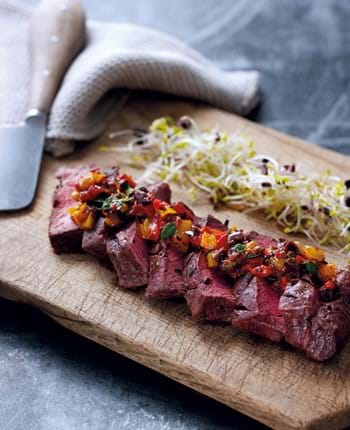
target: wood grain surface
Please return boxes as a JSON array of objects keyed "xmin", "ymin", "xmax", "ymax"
[{"xmin": 1, "ymin": 95, "xmax": 350, "ymax": 430}]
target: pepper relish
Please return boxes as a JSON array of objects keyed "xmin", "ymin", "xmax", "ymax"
[{"xmin": 68, "ymin": 168, "xmax": 337, "ymax": 292}]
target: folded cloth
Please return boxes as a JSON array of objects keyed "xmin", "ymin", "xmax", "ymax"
[{"xmin": 0, "ymin": 0, "xmax": 260, "ymax": 157}]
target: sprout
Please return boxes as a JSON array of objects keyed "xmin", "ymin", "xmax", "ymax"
[{"xmin": 107, "ymin": 117, "xmax": 350, "ymax": 258}]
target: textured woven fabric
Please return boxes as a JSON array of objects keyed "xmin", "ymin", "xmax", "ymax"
[{"xmin": 0, "ymin": 0, "xmax": 260, "ymax": 156}]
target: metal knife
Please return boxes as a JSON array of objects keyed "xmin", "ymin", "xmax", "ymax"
[{"xmin": 0, "ymin": 0, "xmax": 86, "ymax": 211}]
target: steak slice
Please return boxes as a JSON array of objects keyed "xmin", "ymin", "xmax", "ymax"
[
  {"xmin": 147, "ymin": 182, "xmax": 171, "ymax": 203},
  {"xmin": 306, "ymin": 299, "xmax": 350, "ymax": 361},
  {"xmin": 279, "ymin": 280, "xmax": 320, "ymax": 350},
  {"xmin": 183, "ymin": 252, "xmax": 236, "ymax": 322},
  {"xmin": 195, "ymin": 214, "xmax": 227, "ymax": 231},
  {"xmin": 145, "ymin": 241, "xmax": 185, "ymax": 300},
  {"xmin": 106, "ymin": 221, "xmax": 149, "ymax": 289},
  {"xmin": 244, "ymin": 230, "xmax": 278, "ymax": 248},
  {"xmin": 82, "ymin": 182, "xmax": 168, "ymax": 261},
  {"xmin": 82, "ymin": 217, "xmax": 107, "ymax": 259},
  {"xmin": 231, "ymin": 275, "xmax": 285, "ymax": 342},
  {"xmin": 336, "ymin": 269, "xmax": 350, "ymax": 300},
  {"xmin": 49, "ymin": 167, "xmax": 89, "ymax": 254}
]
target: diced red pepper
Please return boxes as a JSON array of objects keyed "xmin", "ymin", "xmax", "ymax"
[
  {"xmin": 189, "ymin": 229, "xmax": 202, "ymax": 247},
  {"xmin": 295, "ymin": 255, "xmax": 305, "ymax": 264},
  {"xmin": 153, "ymin": 198, "xmax": 167, "ymax": 212},
  {"xmin": 117, "ymin": 174, "xmax": 136, "ymax": 188},
  {"xmin": 274, "ymin": 249, "xmax": 286, "ymax": 259},
  {"xmin": 171, "ymin": 202, "xmax": 194, "ymax": 220},
  {"xmin": 129, "ymin": 202, "xmax": 155, "ymax": 218},
  {"xmin": 216, "ymin": 231, "xmax": 228, "ymax": 250},
  {"xmin": 79, "ymin": 185, "xmax": 109, "ymax": 202},
  {"xmin": 242, "ymin": 255, "xmax": 264, "ymax": 270},
  {"xmin": 148, "ymin": 215, "xmax": 165, "ymax": 241},
  {"xmin": 323, "ymin": 280, "xmax": 335, "ymax": 290},
  {"xmin": 200, "ymin": 227, "xmax": 228, "ymax": 250},
  {"xmin": 279, "ymin": 275, "xmax": 289, "ymax": 291},
  {"xmin": 249, "ymin": 264, "xmax": 274, "ymax": 278}
]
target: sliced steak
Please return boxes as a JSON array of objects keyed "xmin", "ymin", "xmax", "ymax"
[
  {"xmin": 147, "ymin": 182, "xmax": 171, "ymax": 203},
  {"xmin": 306, "ymin": 299, "xmax": 350, "ymax": 361},
  {"xmin": 49, "ymin": 167, "xmax": 89, "ymax": 254},
  {"xmin": 145, "ymin": 241, "xmax": 185, "ymax": 300},
  {"xmin": 82, "ymin": 217, "xmax": 107, "ymax": 259},
  {"xmin": 195, "ymin": 214, "xmax": 227, "ymax": 231},
  {"xmin": 336, "ymin": 269, "xmax": 350, "ymax": 300},
  {"xmin": 244, "ymin": 230, "xmax": 278, "ymax": 248},
  {"xmin": 106, "ymin": 221, "xmax": 149, "ymax": 289},
  {"xmin": 183, "ymin": 252, "xmax": 236, "ymax": 322},
  {"xmin": 231, "ymin": 275, "xmax": 285, "ymax": 342},
  {"xmin": 279, "ymin": 280, "xmax": 320, "ymax": 350}
]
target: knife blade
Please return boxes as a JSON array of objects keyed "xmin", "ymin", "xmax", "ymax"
[{"xmin": 0, "ymin": 0, "xmax": 86, "ymax": 211}]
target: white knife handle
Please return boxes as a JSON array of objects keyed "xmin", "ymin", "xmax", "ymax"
[{"xmin": 28, "ymin": 0, "xmax": 86, "ymax": 115}]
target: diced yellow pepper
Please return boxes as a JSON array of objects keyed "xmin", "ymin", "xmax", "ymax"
[
  {"xmin": 78, "ymin": 175, "xmax": 95, "ymax": 191},
  {"xmin": 68, "ymin": 205, "xmax": 79, "ymax": 215},
  {"xmin": 138, "ymin": 218, "xmax": 152, "ymax": 239},
  {"xmin": 200, "ymin": 232, "xmax": 217, "ymax": 250},
  {"xmin": 207, "ymin": 252, "xmax": 218, "ymax": 268},
  {"xmin": 245, "ymin": 240, "xmax": 258, "ymax": 253},
  {"xmin": 159, "ymin": 207, "xmax": 177, "ymax": 218},
  {"xmin": 176, "ymin": 219, "xmax": 193, "ymax": 236},
  {"xmin": 70, "ymin": 190, "xmax": 80, "ymax": 201},
  {"xmin": 91, "ymin": 171, "xmax": 106, "ymax": 184},
  {"xmin": 303, "ymin": 245, "xmax": 325, "ymax": 262},
  {"xmin": 80, "ymin": 212, "xmax": 95, "ymax": 230},
  {"xmin": 169, "ymin": 220, "xmax": 192, "ymax": 251},
  {"xmin": 319, "ymin": 263, "xmax": 336, "ymax": 280},
  {"xmin": 270, "ymin": 257, "xmax": 285, "ymax": 271}
]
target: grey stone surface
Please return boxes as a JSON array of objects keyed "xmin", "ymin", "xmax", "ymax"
[{"xmin": 2, "ymin": 0, "xmax": 350, "ymax": 429}]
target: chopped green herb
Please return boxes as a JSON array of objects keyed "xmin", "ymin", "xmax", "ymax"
[
  {"xmin": 233, "ymin": 243, "xmax": 246, "ymax": 253},
  {"xmin": 160, "ymin": 222, "xmax": 176, "ymax": 240},
  {"xmin": 101, "ymin": 193, "xmax": 133, "ymax": 211},
  {"xmin": 305, "ymin": 261, "xmax": 318, "ymax": 275}
]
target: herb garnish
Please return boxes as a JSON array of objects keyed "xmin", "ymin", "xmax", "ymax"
[
  {"xmin": 305, "ymin": 261, "xmax": 318, "ymax": 275},
  {"xmin": 233, "ymin": 243, "xmax": 246, "ymax": 253},
  {"xmin": 160, "ymin": 222, "xmax": 176, "ymax": 240}
]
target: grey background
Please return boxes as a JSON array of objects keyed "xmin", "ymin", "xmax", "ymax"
[{"xmin": 1, "ymin": 0, "xmax": 349, "ymax": 429}]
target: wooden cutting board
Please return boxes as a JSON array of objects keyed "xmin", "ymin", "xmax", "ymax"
[{"xmin": 1, "ymin": 95, "xmax": 350, "ymax": 430}]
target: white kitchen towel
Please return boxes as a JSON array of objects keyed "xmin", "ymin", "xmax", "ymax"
[{"xmin": 0, "ymin": 0, "xmax": 260, "ymax": 156}]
